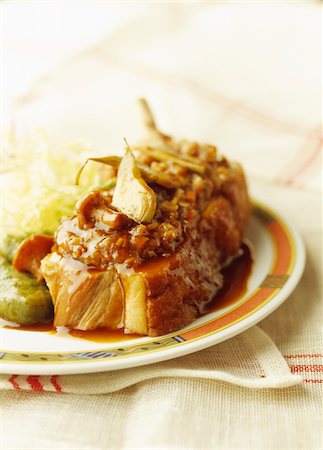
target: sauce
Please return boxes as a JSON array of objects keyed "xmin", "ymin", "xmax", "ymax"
[
  {"xmin": 3, "ymin": 321, "xmax": 140, "ymax": 342},
  {"xmin": 202, "ymin": 242, "xmax": 253, "ymax": 314},
  {"xmin": 69, "ymin": 328, "xmax": 141, "ymax": 343},
  {"xmin": 3, "ymin": 242, "xmax": 253, "ymax": 342},
  {"xmin": 3, "ymin": 321, "xmax": 55, "ymax": 333}
]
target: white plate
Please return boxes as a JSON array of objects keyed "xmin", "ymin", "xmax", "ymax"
[{"xmin": 0, "ymin": 201, "xmax": 305, "ymax": 375}]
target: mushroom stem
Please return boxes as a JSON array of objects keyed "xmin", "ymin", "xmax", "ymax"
[{"xmin": 138, "ymin": 98, "xmax": 157, "ymax": 131}]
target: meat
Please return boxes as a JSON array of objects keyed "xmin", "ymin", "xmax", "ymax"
[
  {"xmin": 39, "ymin": 100, "xmax": 250, "ymax": 336},
  {"xmin": 41, "ymin": 253, "xmax": 123, "ymax": 330},
  {"xmin": 133, "ymin": 163, "xmax": 249, "ymax": 336},
  {"xmin": 41, "ymin": 157, "xmax": 250, "ymax": 336}
]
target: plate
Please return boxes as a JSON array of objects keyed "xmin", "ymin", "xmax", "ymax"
[{"xmin": 0, "ymin": 201, "xmax": 305, "ymax": 375}]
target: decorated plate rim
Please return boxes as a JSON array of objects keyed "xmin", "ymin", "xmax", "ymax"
[{"xmin": 0, "ymin": 200, "xmax": 305, "ymax": 375}]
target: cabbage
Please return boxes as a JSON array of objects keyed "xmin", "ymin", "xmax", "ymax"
[{"xmin": 0, "ymin": 132, "xmax": 106, "ymax": 247}]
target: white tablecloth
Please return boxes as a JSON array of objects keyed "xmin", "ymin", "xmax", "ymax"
[{"xmin": 1, "ymin": 2, "xmax": 322, "ymax": 449}]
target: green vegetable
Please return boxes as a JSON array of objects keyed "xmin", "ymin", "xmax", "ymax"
[
  {"xmin": 0, "ymin": 234, "xmax": 26, "ymax": 262},
  {"xmin": 0, "ymin": 256, "xmax": 53, "ymax": 324},
  {"xmin": 0, "ymin": 135, "xmax": 103, "ymax": 246}
]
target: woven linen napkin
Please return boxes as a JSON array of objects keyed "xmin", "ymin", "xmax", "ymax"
[{"xmin": 0, "ymin": 326, "xmax": 302, "ymax": 393}]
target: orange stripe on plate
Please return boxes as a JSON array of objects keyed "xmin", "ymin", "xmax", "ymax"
[
  {"xmin": 181, "ymin": 287, "xmax": 275, "ymax": 340},
  {"xmin": 267, "ymin": 221, "xmax": 292, "ymax": 274}
]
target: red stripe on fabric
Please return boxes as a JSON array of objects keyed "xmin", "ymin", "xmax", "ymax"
[
  {"xmin": 102, "ymin": 52, "xmax": 321, "ymax": 186},
  {"xmin": 284, "ymin": 354, "xmax": 323, "ymax": 359},
  {"xmin": 18, "ymin": 45, "xmax": 314, "ymax": 136},
  {"xmin": 97, "ymin": 53, "xmax": 313, "ymax": 135},
  {"xmin": 26, "ymin": 375, "xmax": 44, "ymax": 392},
  {"xmin": 304, "ymin": 379, "xmax": 323, "ymax": 384},
  {"xmin": 51, "ymin": 375, "xmax": 62, "ymax": 393},
  {"xmin": 284, "ymin": 135, "xmax": 322, "ymax": 186},
  {"xmin": 8, "ymin": 375, "xmax": 20, "ymax": 390},
  {"xmin": 276, "ymin": 130, "xmax": 318, "ymax": 183},
  {"xmin": 290, "ymin": 365, "xmax": 323, "ymax": 373}
]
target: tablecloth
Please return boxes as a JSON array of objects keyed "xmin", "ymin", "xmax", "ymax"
[{"xmin": 1, "ymin": 1, "xmax": 322, "ymax": 449}]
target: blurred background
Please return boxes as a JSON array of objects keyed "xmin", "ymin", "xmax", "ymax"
[{"xmin": 1, "ymin": 0, "xmax": 321, "ymax": 189}]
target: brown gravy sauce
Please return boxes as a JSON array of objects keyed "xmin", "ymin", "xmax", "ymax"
[
  {"xmin": 202, "ymin": 242, "xmax": 253, "ymax": 314},
  {"xmin": 4, "ymin": 242, "xmax": 253, "ymax": 342}
]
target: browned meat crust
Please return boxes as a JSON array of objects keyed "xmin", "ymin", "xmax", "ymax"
[
  {"xmin": 143, "ymin": 163, "xmax": 249, "ymax": 336},
  {"xmin": 41, "ymin": 139, "xmax": 250, "ymax": 336}
]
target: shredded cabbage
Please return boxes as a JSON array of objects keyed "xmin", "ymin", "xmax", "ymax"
[{"xmin": 0, "ymin": 131, "xmax": 106, "ymax": 247}]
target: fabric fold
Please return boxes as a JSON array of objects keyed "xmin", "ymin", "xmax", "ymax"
[{"xmin": 0, "ymin": 326, "xmax": 302, "ymax": 394}]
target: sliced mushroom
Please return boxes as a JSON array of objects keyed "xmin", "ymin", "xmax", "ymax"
[
  {"xmin": 76, "ymin": 191, "xmax": 132, "ymax": 230},
  {"xmin": 12, "ymin": 235, "xmax": 54, "ymax": 281}
]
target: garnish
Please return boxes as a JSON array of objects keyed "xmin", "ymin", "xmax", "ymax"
[
  {"xmin": 75, "ymin": 155, "xmax": 183, "ymax": 189},
  {"xmin": 88, "ymin": 177, "xmax": 117, "ymax": 192},
  {"xmin": 112, "ymin": 148, "xmax": 157, "ymax": 223},
  {"xmin": 134, "ymin": 146, "xmax": 205, "ymax": 174},
  {"xmin": 0, "ymin": 255, "xmax": 53, "ymax": 325},
  {"xmin": 136, "ymin": 98, "xmax": 173, "ymax": 150}
]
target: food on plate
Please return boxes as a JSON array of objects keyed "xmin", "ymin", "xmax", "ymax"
[
  {"xmin": 13, "ymin": 235, "xmax": 54, "ymax": 281},
  {"xmin": 112, "ymin": 148, "xmax": 157, "ymax": 223},
  {"xmin": 0, "ymin": 256, "xmax": 53, "ymax": 325},
  {"xmin": 0, "ymin": 100, "xmax": 250, "ymax": 336},
  {"xmin": 0, "ymin": 137, "xmax": 102, "ymax": 324},
  {"xmin": 0, "ymin": 234, "xmax": 26, "ymax": 263}
]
